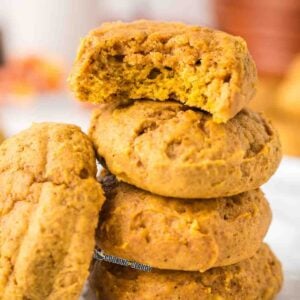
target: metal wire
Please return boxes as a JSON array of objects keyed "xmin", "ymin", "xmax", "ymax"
[{"xmin": 94, "ymin": 249, "xmax": 152, "ymax": 272}]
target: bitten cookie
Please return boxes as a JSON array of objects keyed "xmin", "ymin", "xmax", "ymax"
[
  {"xmin": 69, "ymin": 20, "xmax": 257, "ymax": 122},
  {"xmin": 0, "ymin": 123, "xmax": 105, "ymax": 300},
  {"xmin": 89, "ymin": 101, "xmax": 282, "ymax": 199},
  {"xmin": 90, "ymin": 244, "xmax": 283, "ymax": 300},
  {"xmin": 97, "ymin": 173, "xmax": 271, "ymax": 272}
]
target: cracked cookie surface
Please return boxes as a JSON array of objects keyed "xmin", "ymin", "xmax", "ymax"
[
  {"xmin": 89, "ymin": 100, "xmax": 281, "ymax": 198},
  {"xmin": 90, "ymin": 244, "xmax": 283, "ymax": 300},
  {"xmin": 69, "ymin": 20, "xmax": 257, "ymax": 123},
  {"xmin": 97, "ymin": 173, "xmax": 271, "ymax": 271},
  {"xmin": 0, "ymin": 123, "xmax": 105, "ymax": 300}
]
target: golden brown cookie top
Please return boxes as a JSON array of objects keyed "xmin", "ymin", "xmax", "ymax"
[
  {"xmin": 99, "ymin": 174, "xmax": 268, "ymax": 224},
  {"xmin": 69, "ymin": 20, "xmax": 257, "ymax": 122},
  {"xmin": 0, "ymin": 123, "xmax": 104, "ymax": 300},
  {"xmin": 93, "ymin": 101, "xmax": 275, "ymax": 165},
  {"xmin": 0, "ymin": 122, "xmax": 97, "ymax": 185},
  {"xmin": 90, "ymin": 101, "xmax": 281, "ymax": 198}
]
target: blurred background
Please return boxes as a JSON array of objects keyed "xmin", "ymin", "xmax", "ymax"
[
  {"xmin": 0, "ymin": 1, "xmax": 300, "ymax": 299},
  {"xmin": 1, "ymin": 0, "xmax": 300, "ymax": 155}
]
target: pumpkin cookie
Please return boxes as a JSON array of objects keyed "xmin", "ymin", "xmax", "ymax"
[
  {"xmin": 0, "ymin": 123, "xmax": 105, "ymax": 300},
  {"xmin": 89, "ymin": 101, "xmax": 281, "ymax": 198},
  {"xmin": 97, "ymin": 173, "xmax": 271, "ymax": 272},
  {"xmin": 69, "ymin": 20, "xmax": 257, "ymax": 123},
  {"xmin": 90, "ymin": 244, "xmax": 283, "ymax": 300}
]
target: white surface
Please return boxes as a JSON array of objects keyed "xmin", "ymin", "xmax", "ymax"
[{"xmin": 0, "ymin": 94, "xmax": 299, "ymax": 299}]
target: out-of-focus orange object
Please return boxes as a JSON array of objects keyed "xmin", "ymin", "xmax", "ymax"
[
  {"xmin": 0, "ymin": 56, "xmax": 64, "ymax": 101},
  {"xmin": 271, "ymin": 54, "xmax": 300, "ymax": 156},
  {"xmin": 248, "ymin": 76, "xmax": 281, "ymax": 115},
  {"xmin": 214, "ymin": 0, "xmax": 300, "ymax": 76}
]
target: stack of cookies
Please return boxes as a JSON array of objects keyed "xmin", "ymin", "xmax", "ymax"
[{"xmin": 69, "ymin": 20, "xmax": 283, "ymax": 299}]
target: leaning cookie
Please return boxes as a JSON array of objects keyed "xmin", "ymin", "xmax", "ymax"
[
  {"xmin": 69, "ymin": 20, "xmax": 257, "ymax": 123},
  {"xmin": 90, "ymin": 244, "xmax": 283, "ymax": 300},
  {"xmin": 0, "ymin": 123, "xmax": 105, "ymax": 300},
  {"xmin": 89, "ymin": 100, "xmax": 281, "ymax": 199},
  {"xmin": 97, "ymin": 173, "xmax": 271, "ymax": 272}
]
